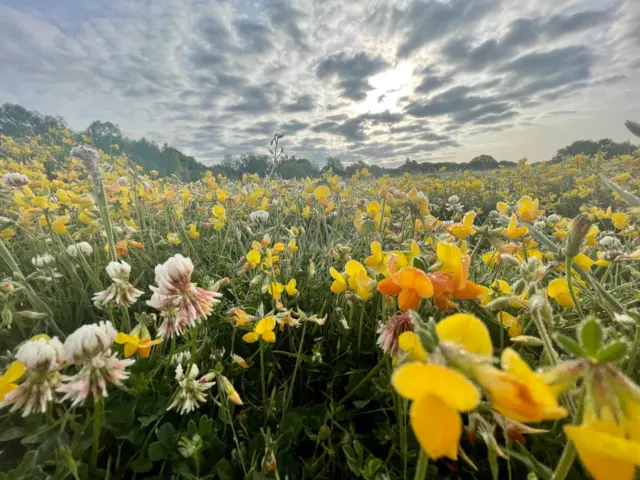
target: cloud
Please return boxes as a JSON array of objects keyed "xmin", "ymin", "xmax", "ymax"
[
  {"xmin": 0, "ymin": 0, "xmax": 637, "ymax": 166},
  {"xmin": 316, "ymin": 51, "xmax": 390, "ymax": 101}
]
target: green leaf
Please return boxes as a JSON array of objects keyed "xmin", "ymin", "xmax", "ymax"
[
  {"xmin": 12, "ymin": 451, "xmax": 38, "ymax": 478},
  {"xmin": 596, "ymin": 341, "xmax": 629, "ymax": 362},
  {"xmin": 148, "ymin": 441, "xmax": 168, "ymax": 462},
  {"xmin": 554, "ymin": 333, "xmax": 587, "ymax": 358},
  {"xmin": 129, "ymin": 456, "xmax": 153, "ymax": 473},
  {"xmin": 216, "ymin": 458, "xmax": 234, "ymax": 480},
  {"xmin": 0, "ymin": 426, "xmax": 26, "ymax": 442},
  {"xmin": 353, "ymin": 399, "xmax": 371, "ymax": 409},
  {"xmin": 199, "ymin": 415, "xmax": 213, "ymax": 436},
  {"xmin": 281, "ymin": 412, "xmax": 303, "ymax": 438},
  {"xmin": 580, "ymin": 318, "xmax": 603, "ymax": 355},
  {"xmin": 362, "ymin": 457, "xmax": 383, "ymax": 480},
  {"xmin": 157, "ymin": 423, "xmax": 175, "ymax": 448}
]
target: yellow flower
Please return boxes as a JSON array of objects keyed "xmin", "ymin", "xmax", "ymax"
[
  {"xmin": 272, "ymin": 242, "xmax": 285, "ymax": 253},
  {"xmin": 449, "ymin": 211, "xmax": 477, "ymax": 239},
  {"xmin": 167, "ymin": 232, "xmax": 181, "ymax": 245},
  {"xmin": 212, "ymin": 204, "xmax": 226, "ymax": 217},
  {"xmin": 365, "ymin": 241, "xmax": 384, "ymax": 270},
  {"xmin": 330, "ymin": 267, "xmax": 347, "ymax": 294},
  {"xmin": 115, "ymin": 325, "xmax": 164, "ymax": 358},
  {"xmin": 313, "ymin": 186, "xmax": 330, "ymax": 205},
  {"xmin": 516, "ymin": 196, "xmax": 544, "ymax": 223},
  {"xmin": 187, "ymin": 223, "xmax": 200, "ymax": 239},
  {"xmin": 51, "ymin": 215, "xmax": 70, "ymax": 234},
  {"xmin": 572, "ymin": 253, "xmax": 594, "ymax": 270},
  {"xmin": 267, "ymin": 282, "xmax": 285, "ymax": 300},
  {"xmin": 473, "ymin": 348, "xmax": 567, "ymax": 423},
  {"xmin": 496, "ymin": 201, "xmax": 510, "ymax": 215},
  {"xmin": 435, "ymin": 313, "xmax": 493, "ymax": 356},
  {"xmin": 285, "ymin": 279, "xmax": 298, "ymax": 296},
  {"xmin": 302, "ymin": 205, "xmax": 311, "ymax": 219},
  {"xmin": 242, "ymin": 315, "xmax": 276, "ymax": 343},
  {"xmin": 231, "ymin": 353, "xmax": 249, "ymax": 369},
  {"xmin": 0, "ymin": 361, "xmax": 26, "ymax": 400},
  {"xmin": 611, "ymin": 212, "xmax": 630, "ymax": 230},
  {"xmin": 288, "ymin": 238, "xmax": 298, "ymax": 253},
  {"xmin": 548, "ymin": 277, "xmax": 576, "ymax": 308},
  {"xmin": 345, "ymin": 260, "xmax": 375, "ymax": 300},
  {"xmin": 501, "ymin": 214, "xmax": 529, "ymax": 239},
  {"xmin": 497, "ymin": 311, "xmax": 522, "ymax": 338},
  {"xmin": 398, "ymin": 331, "xmax": 427, "ymax": 362},
  {"xmin": 246, "ymin": 249, "xmax": 261, "ymax": 268},
  {"xmin": 393, "ymin": 363, "xmax": 480, "ymax": 460},
  {"xmin": 595, "ymin": 251, "xmax": 611, "ymax": 267}
]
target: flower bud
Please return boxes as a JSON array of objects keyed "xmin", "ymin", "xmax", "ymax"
[
  {"xmin": 510, "ymin": 335, "xmax": 544, "ymax": 347},
  {"xmin": 565, "ymin": 214, "xmax": 591, "ymax": 258}
]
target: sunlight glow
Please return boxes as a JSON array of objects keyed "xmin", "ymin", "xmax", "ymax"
[{"xmin": 355, "ymin": 63, "xmax": 413, "ymax": 114}]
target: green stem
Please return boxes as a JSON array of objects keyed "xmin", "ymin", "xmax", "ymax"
[
  {"xmin": 551, "ymin": 388, "xmax": 585, "ymax": 480},
  {"xmin": 531, "ymin": 309, "xmax": 576, "ymax": 416},
  {"xmin": 626, "ymin": 325, "xmax": 640, "ymax": 376},
  {"xmin": 356, "ymin": 305, "xmax": 365, "ymax": 355},
  {"xmin": 260, "ymin": 341, "xmax": 267, "ymax": 406},
  {"xmin": 414, "ymin": 449, "xmax": 429, "ymax": 480},
  {"xmin": 187, "ymin": 324, "xmax": 198, "ymax": 377},
  {"xmin": 566, "ymin": 257, "xmax": 584, "ymax": 320},
  {"xmin": 91, "ymin": 397, "xmax": 103, "ymax": 473},
  {"xmin": 282, "ymin": 323, "xmax": 307, "ymax": 419}
]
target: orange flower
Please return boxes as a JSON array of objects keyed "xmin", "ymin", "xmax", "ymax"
[
  {"xmin": 377, "ymin": 266, "xmax": 433, "ymax": 311},
  {"xmin": 428, "ymin": 242, "xmax": 484, "ymax": 311}
]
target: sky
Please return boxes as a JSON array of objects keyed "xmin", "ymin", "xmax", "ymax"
[{"xmin": 1, "ymin": 0, "xmax": 639, "ymax": 166}]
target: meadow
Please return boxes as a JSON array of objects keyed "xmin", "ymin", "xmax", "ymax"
[{"xmin": 0, "ymin": 128, "xmax": 639, "ymax": 480}]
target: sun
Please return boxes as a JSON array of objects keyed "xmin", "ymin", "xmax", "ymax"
[{"xmin": 355, "ymin": 63, "xmax": 413, "ymax": 114}]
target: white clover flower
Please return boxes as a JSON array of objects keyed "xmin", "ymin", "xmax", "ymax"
[
  {"xmin": 16, "ymin": 337, "xmax": 64, "ymax": 372},
  {"xmin": 249, "ymin": 210, "xmax": 269, "ymax": 223},
  {"xmin": 547, "ymin": 214, "xmax": 561, "ymax": 223},
  {"xmin": 63, "ymin": 321, "xmax": 117, "ymax": 364},
  {"xmin": 32, "ymin": 254, "xmax": 56, "ymax": 268},
  {"xmin": 2, "ymin": 172, "xmax": 30, "ymax": 188},
  {"xmin": 170, "ymin": 350, "xmax": 192, "ymax": 366},
  {"xmin": 67, "ymin": 242, "xmax": 94, "ymax": 257},
  {"xmin": 167, "ymin": 364, "xmax": 215, "ymax": 415},
  {"xmin": 57, "ymin": 350, "xmax": 134, "ymax": 407},
  {"xmin": 117, "ymin": 176, "xmax": 129, "ymax": 186},
  {"xmin": 534, "ymin": 221, "xmax": 547, "ymax": 230},
  {"xmin": 93, "ymin": 261, "xmax": 143, "ymax": 308},
  {"xmin": 599, "ymin": 236, "xmax": 622, "ymax": 249},
  {"xmin": 148, "ymin": 255, "xmax": 221, "ymax": 333},
  {"xmin": 1, "ymin": 337, "xmax": 64, "ymax": 416}
]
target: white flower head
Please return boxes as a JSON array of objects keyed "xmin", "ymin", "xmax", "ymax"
[
  {"xmin": 57, "ymin": 350, "xmax": 134, "ymax": 407},
  {"xmin": 106, "ymin": 261, "xmax": 132, "ymax": 281},
  {"xmin": 16, "ymin": 337, "xmax": 64, "ymax": 372},
  {"xmin": 2, "ymin": 172, "xmax": 30, "ymax": 188},
  {"xmin": 67, "ymin": 242, "xmax": 94, "ymax": 257},
  {"xmin": 71, "ymin": 145, "xmax": 99, "ymax": 173},
  {"xmin": 32, "ymin": 254, "xmax": 56, "ymax": 268},
  {"xmin": 93, "ymin": 261, "xmax": 143, "ymax": 308},
  {"xmin": 599, "ymin": 236, "xmax": 622, "ymax": 249},
  {"xmin": 148, "ymin": 255, "xmax": 221, "ymax": 332},
  {"xmin": 167, "ymin": 364, "xmax": 215, "ymax": 415},
  {"xmin": 249, "ymin": 210, "xmax": 269, "ymax": 223},
  {"xmin": 63, "ymin": 321, "xmax": 117, "ymax": 364},
  {"xmin": 547, "ymin": 214, "xmax": 561, "ymax": 223}
]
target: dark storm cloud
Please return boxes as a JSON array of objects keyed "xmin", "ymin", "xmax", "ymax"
[
  {"xmin": 316, "ymin": 51, "xmax": 390, "ymax": 101},
  {"xmin": 312, "ymin": 111, "xmax": 404, "ymax": 141}
]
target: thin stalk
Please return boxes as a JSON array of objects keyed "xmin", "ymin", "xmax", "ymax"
[
  {"xmin": 414, "ymin": 449, "xmax": 429, "ymax": 480},
  {"xmin": 356, "ymin": 305, "xmax": 366, "ymax": 355},
  {"xmin": 282, "ymin": 323, "xmax": 307, "ymax": 419},
  {"xmin": 566, "ymin": 257, "xmax": 584, "ymax": 320},
  {"xmin": 91, "ymin": 397, "xmax": 103, "ymax": 473},
  {"xmin": 187, "ymin": 324, "xmax": 198, "ymax": 377},
  {"xmin": 260, "ymin": 340, "xmax": 267, "ymax": 406},
  {"xmin": 551, "ymin": 388, "xmax": 585, "ymax": 480}
]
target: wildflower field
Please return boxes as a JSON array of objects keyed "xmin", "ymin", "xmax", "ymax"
[{"xmin": 0, "ymin": 130, "xmax": 640, "ymax": 480}]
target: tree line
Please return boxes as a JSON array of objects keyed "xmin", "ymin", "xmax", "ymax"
[{"xmin": 1, "ymin": 103, "xmax": 637, "ymax": 180}]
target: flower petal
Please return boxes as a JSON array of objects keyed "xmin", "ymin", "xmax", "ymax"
[
  {"xmin": 262, "ymin": 330, "xmax": 276, "ymax": 343},
  {"xmin": 410, "ymin": 393, "xmax": 462, "ymax": 460},
  {"xmin": 436, "ymin": 313, "xmax": 493, "ymax": 355},
  {"xmin": 377, "ymin": 277, "xmax": 402, "ymax": 296},
  {"xmin": 0, "ymin": 361, "xmax": 26, "ymax": 386},
  {"xmin": 392, "ymin": 363, "xmax": 480, "ymax": 411},
  {"xmin": 242, "ymin": 332, "xmax": 260, "ymax": 343}
]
